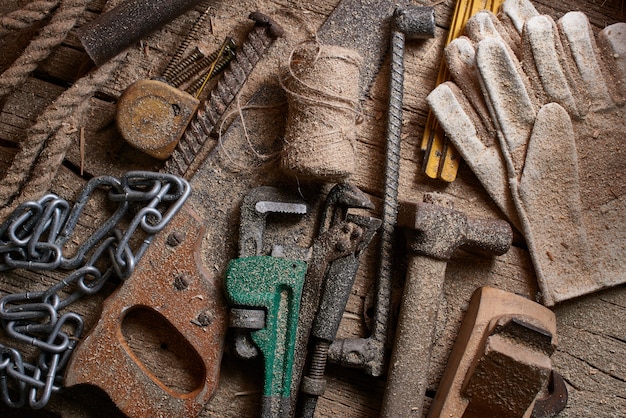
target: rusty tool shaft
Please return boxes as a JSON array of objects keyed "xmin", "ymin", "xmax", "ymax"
[
  {"xmin": 77, "ymin": 0, "xmax": 205, "ymax": 66},
  {"xmin": 163, "ymin": 12, "xmax": 284, "ymax": 179},
  {"xmin": 375, "ymin": 7, "xmax": 438, "ymax": 365}
]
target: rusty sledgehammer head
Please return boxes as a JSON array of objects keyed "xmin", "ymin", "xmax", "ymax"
[{"xmin": 397, "ymin": 199, "xmax": 513, "ymax": 260}]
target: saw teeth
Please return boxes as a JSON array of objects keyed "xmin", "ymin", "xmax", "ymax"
[{"xmin": 255, "ymin": 201, "xmax": 307, "ymax": 215}]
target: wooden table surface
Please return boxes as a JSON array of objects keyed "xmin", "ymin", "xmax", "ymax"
[{"xmin": 0, "ymin": 0, "xmax": 624, "ymax": 417}]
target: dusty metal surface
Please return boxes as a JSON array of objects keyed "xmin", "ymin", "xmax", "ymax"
[
  {"xmin": 77, "ymin": 0, "xmax": 205, "ymax": 66},
  {"xmin": 298, "ymin": 214, "xmax": 381, "ymax": 418},
  {"xmin": 225, "ymin": 255, "xmax": 308, "ymax": 418},
  {"xmin": 326, "ymin": 4, "xmax": 435, "ymax": 380}
]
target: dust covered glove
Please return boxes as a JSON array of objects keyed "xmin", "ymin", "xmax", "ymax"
[{"xmin": 426, "ymin": 0, "xmax": 626, "ymax": 305}]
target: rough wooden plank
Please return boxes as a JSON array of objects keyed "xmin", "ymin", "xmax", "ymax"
[{"xmin": 0, "ymin": 78, "xmax": 65, "ymax": 143}]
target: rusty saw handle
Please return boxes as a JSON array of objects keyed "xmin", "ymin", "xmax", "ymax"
[{"xmin": 65, "ymin": 205, "xmax": 227, "ymax": 418}]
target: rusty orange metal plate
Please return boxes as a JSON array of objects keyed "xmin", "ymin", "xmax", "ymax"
[{"xmin": 65, "ymin": 204, "xmax": 227, "ymax": 418}]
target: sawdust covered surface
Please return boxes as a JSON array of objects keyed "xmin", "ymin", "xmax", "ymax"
[{"xmin": 0, "ymin": 0, "xmax": 624, "ymax": 417}]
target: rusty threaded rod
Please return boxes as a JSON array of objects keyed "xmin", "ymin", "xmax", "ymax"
[{"xmin": 163, "ymin": 12, "xmax": 284, "ymax": 179}]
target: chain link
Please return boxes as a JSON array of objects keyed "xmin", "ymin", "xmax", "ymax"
[{"xmin": 0, "ymin": 171, "xmax": 189, "ymax": 409}]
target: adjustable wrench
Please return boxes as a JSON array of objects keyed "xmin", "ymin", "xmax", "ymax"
[
  {"xmin": 225, "ymin": 186, "xmax": 308, "ymax": 418},
  {"xmin": 296, "ymin": 184, "xmax": 382, "ymax": 418},
  {"xmin": 225, "ymin": 185, "xmax": 367, "ymax": 417}
]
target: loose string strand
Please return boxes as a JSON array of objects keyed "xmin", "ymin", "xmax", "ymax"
[{"xmin": 216, "ymin": 94, "xmax": 286, "ymax": 172}]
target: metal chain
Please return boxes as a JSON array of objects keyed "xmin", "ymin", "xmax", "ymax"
[{"xmin": 0, "ymin": 171, "xmax": 189, "ymax": 409}]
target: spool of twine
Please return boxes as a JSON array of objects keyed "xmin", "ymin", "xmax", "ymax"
[{"xmin": 280, "ymin": 42, "xmax": 362, "ymax": 182}]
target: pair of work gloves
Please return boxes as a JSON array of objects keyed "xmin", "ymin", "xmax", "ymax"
[{"xmin": 427, "ymin": 0, "xmax": 625, "ymax": 306}]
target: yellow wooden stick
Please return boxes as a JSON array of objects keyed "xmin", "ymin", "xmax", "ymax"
[{"xmin": 421, "ymin": 0, "xmax": 503, "ymax": 182}]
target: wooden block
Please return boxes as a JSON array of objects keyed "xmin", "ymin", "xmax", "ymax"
[{"xmin": 428, "ymin": 286, "xmax": 557, "ymax": 418}]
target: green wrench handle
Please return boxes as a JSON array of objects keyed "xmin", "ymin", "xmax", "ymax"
[{"xmin": 224, "ymin": 255, "xmax": 307, "ymax": 417}]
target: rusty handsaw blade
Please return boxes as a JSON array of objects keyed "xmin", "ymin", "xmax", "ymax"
[
  {"xmin": 421, "ymin": 0, "xmax": 504, "ymax": 182},
  {"xmin": 317, "ymin": 0, "xmax": 411, "ymax": 94}
]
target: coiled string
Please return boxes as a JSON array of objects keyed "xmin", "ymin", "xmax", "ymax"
[
  {"xmin": 0, "ymin": 0, "xmax": 125, "ymax": 220},
  {"xmin": 279, "ymin": 41, "xmax": 362, "ymax": 183}
]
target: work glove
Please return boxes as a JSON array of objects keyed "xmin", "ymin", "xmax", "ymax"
[{"xmin": 426, "ymin": 0, "xmax": 626, "ymax": 306}]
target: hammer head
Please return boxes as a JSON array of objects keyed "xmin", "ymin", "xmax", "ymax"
[
  {"xmin": 398, "ymin": 200, "xmax": 512, "ymax": 260},
  {"xmin": 392, "ymin": 6, "xmax": 436, "ymax": 40}
]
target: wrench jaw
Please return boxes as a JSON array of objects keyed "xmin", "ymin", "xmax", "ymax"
[
  {"xmin": 318, "ymin": 183, "xmax": 375, "ymax": 235},
  {"xmin": 238, "ymin": 186, "xmax": 308, "ymax": 258},
  {"xmin": 297, "ymin": 216, "xmax": 380, "ymax": 418}
]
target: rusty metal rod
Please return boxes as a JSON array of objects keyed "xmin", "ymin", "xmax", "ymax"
[{"xmin": 163, "ymin": 12, "xmax": 284, "ymax": 179}]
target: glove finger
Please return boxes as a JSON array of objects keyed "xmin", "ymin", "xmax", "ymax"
[
  {"xmin": 465, "ymin": 10, "xmax": 521, "ymax": 59},
  {"xmin": 522, "ymin": 15, "xmax": 588, "ymax": 118},
  {"xmin": 427, "ymin": 82, "xmax": 520, "ymax": 228},
  {"xmin": 516, "ymin": 103, "xmax": 593, "ymax": 306},
  {"xmin": 499, "ymin": 0, "xmax": 539, "ymax": 37},
  {"xmin": 558, "ymin": 12, "xmax": 615, "ymax": 111},
  {"xmin": 597, "ymin": 22, "xmax": 626, "ymax": 102},
  {"xmin": 475, "ymin": 36, "xmax": 536, "ymax": 175},
  {"xmin": 444, "ymin": 37, "xmax": 496, "ymax": 138}
]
